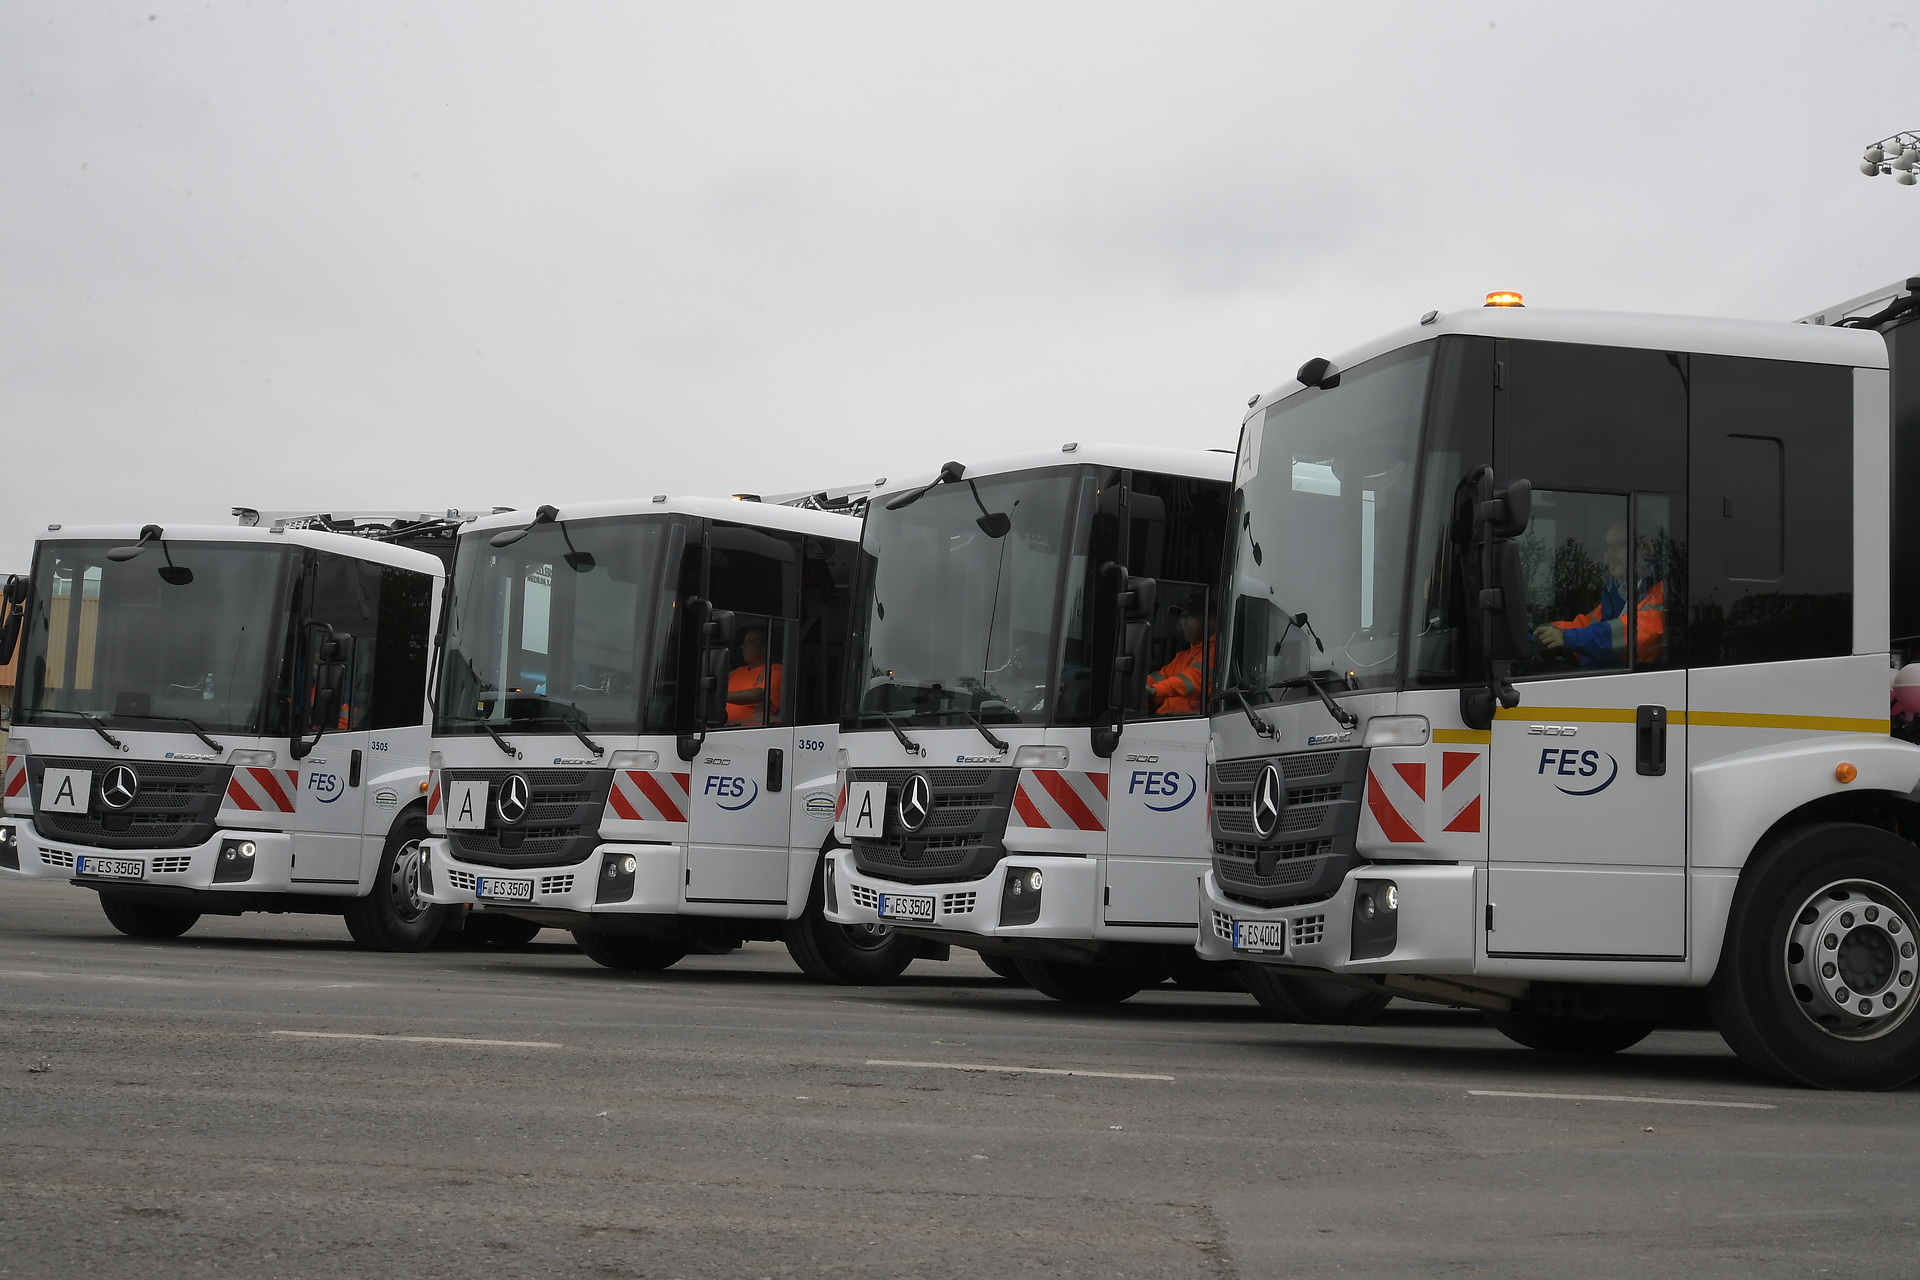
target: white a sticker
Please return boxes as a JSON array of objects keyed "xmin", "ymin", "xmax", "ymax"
[
  {"xmin": 445, "ymin": 780, "xmax": 489, "ymax": 830},
  {"xmin": 41, "ymin": 767, "xmax": 92, "ymax": 814},
  {"xmin": 845, "ymin": 781, "xmax": 886, "ymax": 839}
]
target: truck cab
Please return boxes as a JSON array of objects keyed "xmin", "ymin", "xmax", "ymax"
[
  {"xmin": 419, "ymin": 496, "xmax": 929, "ymax": 981},
  {"xmin": 0, "ymin": 522, "xmax": 448, "ymax": 948},
  {"xmin": 1197, "ymin": 295, "xmax": 1920, "ymax": 1088},
  {"xmin": 822, "ymin": 445, "xmax": 1236, "ymax": 1002}
]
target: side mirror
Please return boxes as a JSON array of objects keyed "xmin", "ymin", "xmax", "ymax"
[
  {"xmin": 1482, "ymin": 478, "xmax": 1532, "ymax": 539},
  {"xmin": 293, "ymin": 624, "xmax": 353, "ymax": 756},
  {"xmin": 1482, "ymin": 540, "xmax": 1531, "ymax": 660},
  {"xmin": 1110, "ymin": 619, "xmax": 1152, "ymax": 712},
  {"xmin": 0, "ymin": 575, "xmax": 25, "ymax": 665},
  {"xmin": 698, "ymin": 645, "xmax": 732, "ymax": 726},
  {"xmin": 1118, "ymin": 575, "xmax": 1157, "ymax": 622},
  {"xmin": 1459, "ymin": 468, "xmax": 1531, "ymax": 731},
  {"xmin": 704, "ymin": 608, "xmax": 737, "ymax": 647}
]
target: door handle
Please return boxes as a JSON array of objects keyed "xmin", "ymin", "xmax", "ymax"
[
  {"xmin": 1635, "ymin": 705, "xmax": 1667, "ymax": 776},
  {"xmin": 349, "ymin": 749, "xmax": 363, "ymax": 787},
  {"xmin": 766, "ymin": 748, "xmax": 784, "ymax": 793}
]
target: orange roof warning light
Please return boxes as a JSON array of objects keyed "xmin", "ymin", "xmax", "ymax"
[{"xmin": 1484, "ymin": 291, "xmax": 1525, "ymax": 308}]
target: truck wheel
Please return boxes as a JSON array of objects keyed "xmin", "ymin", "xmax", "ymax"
[
  {"xmin": 1707, "ymin": 822, "xmax": 1920, "ymax": 1090},
  {"xmin": 1016, "ymin": 959, "xmax": 1149, "ymax": 1004},
  {"xmin": 464, "ymin": 914, "xmax": 544, "ymax": 946},
  {"xmin": 98, "ymin": 893, "xmax": 200, "ymax": 939},
  {"xmin": 1482, "ymin": 1011, "xmax": 1653, "ymax": 1054},
  {"xmin": 1239, "ymin": 963, "xmax": 1391, "ymax": 1024},
  {"xmin": 780, "ymin": 858, "xmax": 919, "ymax": 984},
  {"xmin": 573, "ymin": 930, "xmax": 687, "ymax": 971},
  {"xmin": 980, "ymin": 954, "xmax": 1029, "ymax": 984},
  {"xmin": 342, "ymin": 813, "xmax": 446, "ymax": 952}
]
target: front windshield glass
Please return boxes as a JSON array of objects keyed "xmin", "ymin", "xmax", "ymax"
[
  {"xmin": 16, "ymin": 540, "xmax": 295, "ymax": 736},
  {"xmin": 1227, "ymin": 343, "xmax": 1433, "ymax": 705},
  {"xmin": 435, "ymin": 516, "xmax": 678, "ymax": 737},
  {"xmin": 845, "ymin": 467, "xmax": 1088, "ymax": 728}
]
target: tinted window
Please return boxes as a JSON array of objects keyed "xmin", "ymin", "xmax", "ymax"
[
  {"xmin": 1124, "ymin": 471, "xmax": 1229, "ymax": 720},
  {"xmin": 1689, "ymin": 356, "xmax": 1852, "ymax": 665},
  {"xmin": 370, "ymin": 566, "xmax": 433, "ymax": 729},
  {"xmin": 707, "ymin": 524, "xmax": 801, "ymax": 727},
  {"xmin": 794, "ymin": 535, "xmax": 855, "ymax": 725}
]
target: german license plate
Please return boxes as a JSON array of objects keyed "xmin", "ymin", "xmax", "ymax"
[
  {"xmin": 876, "ymin": 892, "xmax": 934, "ymax": 923},
  {"xmin": 474, "ymin": 876, "xmax": 532, "ymax": 902},
  {"xmin": 74, "ymin": 854, "xmax": 145, "ymax": 881},
  {"xmin": 1232, "ymin": 920, "xmax": 1287, "ymax": 954}
]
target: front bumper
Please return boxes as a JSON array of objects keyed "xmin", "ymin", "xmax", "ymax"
[
  {"xmin": 823, "ymin": 849, "xmax": 1099, "ymax": 940},
  {"xmin": 0, "ymin": 819, "xmax": 297, "ymax": 892},
  {"xmin": 1196, "ymin": 864, "xmax": 1480, "ymax": 974},
  {"xmin": 423, "ymin": 839, "xmax": 797, "ymax": 922}
]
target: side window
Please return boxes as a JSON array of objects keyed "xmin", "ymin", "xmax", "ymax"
[
  {"xmin": 369, "ymin": 567, "xmax": 432, "ymax": 729},
  {"xmin": 794, "ymin": 535, "xmax": 854, "ymax": 725},
  {"xmin": 1501, "ymin": 341, "xmax": 1687, "ymax": 678},
  {"xmin": 1689, "ymin": 356, "xmax": 1853, "ymax": 665},
  {"xmin": 307, "ymin": 553, "xmax": 383, "ymax": 730},
  {"xmin": 1126, "ymin": 472, "xmax": 1229, "ymax": 719},
  {"xmin": 707, "ymin": 525, "xmax": 801, "ymax": 727}
]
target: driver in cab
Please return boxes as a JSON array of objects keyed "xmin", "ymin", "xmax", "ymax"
[
  {"xmin": 1146, "ymin": 599, "xmax": 1215, "ymax": 716},
  {"xmin": 1532, "ymin": 520, "xmax": 1665, "ymax": 668},
  {"xmin": 726, "ymin": 625, "xmax": 783, "ymax": 725}
]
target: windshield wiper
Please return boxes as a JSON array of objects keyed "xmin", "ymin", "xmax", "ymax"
[
  {"xmin": 444, "ymin": 714, "xmax": 519, "ymax": 758},
  {"xmin": 36, "ymin": 709, "xmax": 125, "ymax": 751},
  {"xmin": 506, "ymin": 714, "xmax": 604, "ymax": 757},
  {"xmin": 871, "ymin": 712, "xmax": 927, "ymax": 758},
  {"xmin": 1222, "ymin": 686, "xmax": 1278, "ymax": 740},
  {"xmin": 1276, "ymin": 672, "xmax": 1359, "ymax": 731},
  {"xmin": 110, "ymin": 713, "xmax": 225, "ymax": 754},
  {"xmin": 959, "ymin": 710, "xmax": 1010, "ymax": 754}
]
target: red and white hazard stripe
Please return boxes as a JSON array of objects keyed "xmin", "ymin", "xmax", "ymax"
[
  {"xmin": 606, "ymin": 770, "xmax": 691, "ymax": 824},
  {"xmin": 1008, "ymin": 769, "xmax": 1108, "ymax": 832},
  {"xmin": 3, "ymin": 754, "xmax": 23, "ymax": 800},
  {"xmin": 1438, "ymin": 749, "xmax": 1484, "ymax": 834},
  {"xmin": 227, "ymin": 766, "xmax": 298, "ymax": 814},
  {"xmin": 1365, "ymin": 761, "xmax": 1426, "ymax": 844},
  {"xmin": 426, "ymin": 769, "xmax": 441, "ymax": 817}
]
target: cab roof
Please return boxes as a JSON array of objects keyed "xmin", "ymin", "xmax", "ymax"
[
  {"xmin": 1250, "ymin": 306, "xmax": 1891, "ymax": 417},
  {"xmin": 457, "ymin": 496, "xmax": 862, "ymax": 542},
  {"xmin": 874, "ymin": 443, "xmax": 1234, "ymax": 506},
  {"xmin": 37, "ymin": 524, "xmax": 445, "ymax": 576}
]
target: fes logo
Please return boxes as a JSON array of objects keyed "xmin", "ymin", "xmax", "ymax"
[
  {"xmin": 1538, "ymin": 748, "xmax": 1619, "ymax": 796},
  {"xmin": 1127, "ymin": 769, "xmax": 1197, "ymax": 812}
]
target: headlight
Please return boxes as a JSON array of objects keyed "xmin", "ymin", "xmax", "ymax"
[
  {"xmin": 621, "ymin": 855, "xmax": 638, "ymax": 874},
  {"xmin": 1384, "ymin": 884, "xmax": 1398, "ymax": 911},
  {"xmin": 1027, "ymin": 869, "xmax": 1042, "ymax": 892},
  {"xmin": 237, "ymin": 840, "xmax": 256, "ymax": 859}
]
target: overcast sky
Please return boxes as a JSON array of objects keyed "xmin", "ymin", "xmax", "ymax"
[{"xmin": 3, "ymin": 2, "xmax": 1916, "ymax": 568}]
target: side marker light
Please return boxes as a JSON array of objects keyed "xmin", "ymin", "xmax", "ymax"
[{"xmin": 1835, "ymin": 762, "xmax": 1858, "ymax": 784}]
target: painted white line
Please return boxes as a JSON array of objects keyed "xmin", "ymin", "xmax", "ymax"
[
  {"xmin": 274, "ymin": 1031, "xmax": 561, "ymax": 1048},
  {"xmin": 867, "ymin": 1059, "xmax": 1173, "ymax": 1082},
  {"xmin": 1469, "ymin": 1089, "xmax": 1775, "ymax": 1110}
]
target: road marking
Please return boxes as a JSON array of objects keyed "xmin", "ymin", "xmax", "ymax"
[
  {"xmin": 274, "ymin": 1031, "xmax": 561, "ymax": 1048},
  {"xmin": 867, "ymin": 1059, "xmax": 1173, "ymax": 1081},
  {"xmin": 1469, "ymin": 1089, "xmax": 1775, "ymax": 1110}
]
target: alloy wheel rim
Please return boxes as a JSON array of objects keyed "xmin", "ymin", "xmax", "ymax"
[{"xmin": 1783, "ymin": 877, "xmax": 1920, "ymax": 1040}]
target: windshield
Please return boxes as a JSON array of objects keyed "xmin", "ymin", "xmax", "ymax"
[
  {"xmin": 1227, "ymin": 343, "xmax": 1433, "ymax": 705},
  {"xmin": 845, "ymin": 467, "xmax": 1089, "ymax": 728},
  {"xmin": 15, "ymin": 540, "xmax": 295, "ymax": 736},
  {"xmin": 435, "ymin": 515, "xmax": 678, "ymax": 737}
]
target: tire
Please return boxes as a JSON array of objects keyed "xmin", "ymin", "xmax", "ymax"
[
  {"xmin": 1482, "ymin": 1010, "xmax": 1654, "ymax": 1055},
  {"xmin": 573, "ymin": 930, "xmax": 688, "ymax": 971},
  {"xmin": 979, "ymin": 953, "xmax": 1029, "ymax": 984},
  {"xmin": 342, "ymin": 812, "xmax": 446, "ymax": 952},
  {"xmin": 1016, "ymin": 959, "xmax": 1149, "ymax": 1004},
  {"xmin": 1707, "ymin": 822, "xmax": 1920, "ymax": 1090},
  {"xmin": 1239, "ymin": 963, "xmax": 1391, "ymax": 1025},
  {"xmin": 462, "ymin": 914, "xmax": 544, "ymax": 947},
  {"xmin": 780, "ymin": 855, "xmax": 919, "ymax": 984},
  {"xmin": 98, "ymin": 893, "xmax": 199, "ymax": 940}
]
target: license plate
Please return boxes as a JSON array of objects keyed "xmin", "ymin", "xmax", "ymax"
[
  {"xmin": 74, "ymin": 854, "xmax": 145, "ymax": 881},
  {"xmin": 1232, "ymin": 919, "xmax": 1287, "ymax": 954},
  {"xmin": 876, "ymin": 892, "xmax": 934, "ymax": 923},
  {"xmin": 474, "ymin": 876, "xmax": 532, "ymax": 902}
]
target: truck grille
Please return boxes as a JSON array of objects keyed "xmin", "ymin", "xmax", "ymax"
[
  {"xmin": 443, "ymin": 768, "xmax": 614, "ymax": 869},
  {"xmin": 1210, "ymin": 748, "xmax": 1367, "ymax": 907},
  {"xmin": 847, "ymin": 765, "xmax": 1019, "ymax": 885},
  {"xmin": 26, "ymin": 756, "xmax": 233, "ymax": 851}
]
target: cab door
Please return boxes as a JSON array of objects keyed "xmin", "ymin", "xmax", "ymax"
[
  {"xmin": 685, "ymin": 526, "xmax": 802, "ymax": 906},
  {"xmin": 289, "ymin": 553, "xmax": 376, "ymax": 886},
  {"xmin": 1485, "ymin": 343, "xmax": 1690, "ymax": 959}
]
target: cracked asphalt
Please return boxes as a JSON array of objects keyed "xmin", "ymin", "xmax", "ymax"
[{"xmin": 1, "ymin": 878, "xmax": 1917, "ymax": 1279}]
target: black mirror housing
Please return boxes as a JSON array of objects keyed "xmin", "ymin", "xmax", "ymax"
[{"xmin": 1119, "ymin": 576, "xmax": 1157, "ymax": 622}]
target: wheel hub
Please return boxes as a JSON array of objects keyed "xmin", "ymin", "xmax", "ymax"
[
  {"xmin": 837, "ymin": 921, "xmax": 894, "ymax": 952},
  {"xmin": 389, "ymin": 839, "xmax": 428, "ymax": 923},
  {"xmin": 1784, "ymin": 879, "xmax": 1919, "ymax": 1038}
]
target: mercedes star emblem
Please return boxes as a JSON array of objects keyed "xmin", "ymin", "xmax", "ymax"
[
  {"xmin": 99, "ymin": 764, "xmax": 139, "ymax": 812},
  {"xmin": 897, "ymin": 773, "xmax": 933, "ymax": 833},
  {"xmin": 496, "ymin": 773, "xmax": 532, "ymax": 826},
  {"xmin": 1250, "ymin": 762, "xmax": 1285, "ymax": 840}
]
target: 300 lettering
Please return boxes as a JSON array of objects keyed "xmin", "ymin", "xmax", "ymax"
[{"xmin": 1538, "ymin": 748, "xmax": 1601, "ymax": 778}]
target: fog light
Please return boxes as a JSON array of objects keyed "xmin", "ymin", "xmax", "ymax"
[
  {"xmin": 237, "ymin": 840, "xmax": 256, "ymax": 858},
  {"xmin": 1350, "ymin": 878, "xmax": 1400, "ymax": 961},
  {"xmin": 1000, "ymin": 866, "xmax": 1044, "ymax": 927},
  {"xmin": 0, "ymin": 825, "xmax": 18, "ymax": 872},
  {"xmin": 621, "ymin": 855, "xmax": 637, "ymax": 873},
  {"xmin": 215, "ymin": 837, "xmax": 260, "ymax": 883},
  {"xmin": 1384, "ymin": 884, "xmax": 1398, "ymax": 911},
  {"xmin": 1027, "ymin": 869, "xmax": 1042, "ymax": 892},
  {"xmin": 1357, "ymin": 892, "xmax": 1376, "ymax": 921}
]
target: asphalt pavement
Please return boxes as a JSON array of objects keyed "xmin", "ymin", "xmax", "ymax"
[{"xmin": 1, "ymin": 878, "xmax": 1915, "ymax": 1279}]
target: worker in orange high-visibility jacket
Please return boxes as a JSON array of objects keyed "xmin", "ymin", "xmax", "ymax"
[
  {"xmin": 726, "ymin": 625, "xmax": 783, "ymax": 725},
  {"xmin": 1147, "ymin": 602, "xmax": 1216, "ymax": 715},
  {"xmin": 1534, "ymin": 520, "xmax": 1666, "ymax": 667}
]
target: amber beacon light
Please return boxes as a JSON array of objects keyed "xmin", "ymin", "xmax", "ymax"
[
  {"xmin": 1484, "ymin": 291, "xmax": 1525, "ymax": 308},
  {"xmin": 1835, "ymin": 762, "xmax": 1859, "ymax": 784}
]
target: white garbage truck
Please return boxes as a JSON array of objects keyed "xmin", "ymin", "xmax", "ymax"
[
  {"xmin": 822, "ymin": 445, "xmax": 1267, "ymax": 1004},
  {"xmin": 419, "ymin": 496, "xmax": 933, "ymax": 982},
  {"xmin": 1197, "ymin": 285, "xmax": 1920, "ymax": 1088},
  {"xmin": 1, "ymin": 517, "xmax": 451, "ymax": 949}
]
